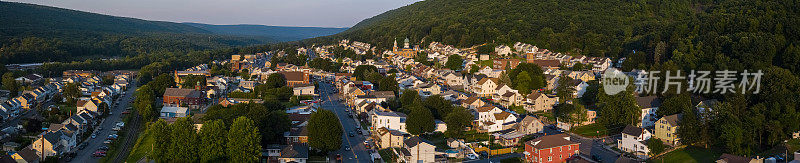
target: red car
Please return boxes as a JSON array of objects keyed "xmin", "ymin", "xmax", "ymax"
[{"xmin": 93, "ymin": 151, "xmax": 106, "ymax": 157}]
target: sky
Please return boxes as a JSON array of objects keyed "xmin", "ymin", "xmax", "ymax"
[{"xmin": 7, "ymin": 0, "xmax": 420, "ymax": 28}]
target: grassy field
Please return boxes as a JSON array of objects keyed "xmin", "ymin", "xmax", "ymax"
[
  {"xmin": 648, "ymin": 146, "xmax": 722, "ymax": 163},
  {"xmin": 125, "ymin": 126, "xmax": 154, "ymax": 163},
  {"xmin": 570, "ymin": 123, "xmax": 609, "ymax": 137}
]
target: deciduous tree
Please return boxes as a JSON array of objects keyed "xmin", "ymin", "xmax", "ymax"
[{"xmin": 227, "ymin": 116, "xmax": 261, "ymax": 163}]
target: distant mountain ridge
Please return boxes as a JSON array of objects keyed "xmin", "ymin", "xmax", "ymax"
[
  {"xmin": 184, "ymin": 23, "xmax": 348, "ymax": 42},
  {"xmin": 0, "ymin": 1, "xmax": 211, "ymax": 36},
  {"xmin": 0, "ymin": 1, "xmax": 348, "ymax": 63}
]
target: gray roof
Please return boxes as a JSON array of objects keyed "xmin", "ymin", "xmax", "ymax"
[
  {"xmin": 280, "ymin": 144, "xmax": 308, "ymax": 158},
  {"xmin": 621, "ymin": 125, "xmax": 644, "ymax": 136},
  {"xmin": 373, "ymin": 111, "xmax": 407, "ymax": 117},
  {"xmin": 403, "ymin": 136, "xmax": 432, "ymax": 148},
  {"xmin": 636, "ymin": 96, "xmax": 661, "ymax": 108}
]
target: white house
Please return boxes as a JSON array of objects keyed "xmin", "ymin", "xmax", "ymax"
[
  {"xmin": 371, "ymin": 111, "xmax": 407, "ymax": 133},
  {"xmin": 636, "ymin": 96, "xmax": 661, "ymax": 128},
  {"xmin": 618, "ymin": 125, "xmax": 652, "ymax": 159}
]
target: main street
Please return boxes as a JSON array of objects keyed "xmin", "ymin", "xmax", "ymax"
[
  {"xmin": 71, "ymin": 82, "xmax": 138, "ymax": 163},
  {"xmin": 317, "ymin": 81, "xmax": 373, "ymax": 163}
]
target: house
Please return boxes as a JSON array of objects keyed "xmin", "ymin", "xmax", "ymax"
[
  {"xmin": 285, "ymin": 125, "xmax": 308, "ymax": 144},
  {"xmin": 493, "ymin": 59, "xmax": 520, "ymax": 70},
  {"xmin": 530, "ymin": 60, "xmax": 561, "ymax": 70},
  {"xmin": 524, "ymin": 93, "xmax": 558, "ymax": 112},
  {"xmin": 292, "ymin": 84, "xmax": 315, "ymax": 96},
  {"xmin": 495, "ymin": 45, "xmax": 512, "ymax": 56},
  {"xmin": 515, "ymin": 115, "xmax": 544, "ymax": 135},
  {"xmin": 397, "ymin": 136, "xmax": 436, "ymax": 163},
  {"xmin": 655, "ymin": 114, "xmax": 681, "ymax": 146},
  {"xmin": 15, "ymin": 74, "xmax": 43, "ymax": 84},
  {"xmin": 277, "ymin": 71, "xmax": 310, "ymax": 87},
  {"xmin": 636, "ymin": 96, "xmax": 661, "ymax": 128},
  {"xmin": 77, "ymin": 99, "xmax": 100, "ymax": 114},
  {"xmin": 618, "ymin": 125, "xmax": 651, "ymax": 159},
  {"xmin": 11, "ymin": 147, "xmax": 39, "ymax": 163},
  {"xmin": 239, "ymin": 81, "xmax": 260, "ymax": 90},
  {"xmin": 461, "ymin": 97, "xmax": 485, "ymax": 109},
  {"xmin": 163, "ymin": 88, "xmax": 205, "ymax": 109},
  {"xmin": 173, "ymin": 71, "xmax": 211, "ymax": 86},
  {"xmin": 370, "ymin": 111, "xmax": 407, "ymax": 133},
  {"xmin": 716, "ymin": 153, "xmax": 764, "ymax": 163},
  {"xmin": 523, "ymin": 134, "xmax": 579, "ymax": 163},
  {"xmin": 498, "ymin": 115, "xmax": 544, "ymax": 146},
  {"xmin": 160, "ymin": 106, "xmax": 189, "ymax": 118},
  {"xmin": 473, "ymin": 105, "xmax": 516, "ymax": 132},
  {"xmin": 476, "ymin": 78, "xmax": 499, "ymax": 97},
  {"xmin": 569, "ymin": 79, "xmax": 589, "ymax": 98},
  {"xmin": 278, "ymin": 144, "xmax": 308, "ymax": 163},
  {"xmin": 376, "ymin": 127, "xmax": 405, "ymax": 149}
]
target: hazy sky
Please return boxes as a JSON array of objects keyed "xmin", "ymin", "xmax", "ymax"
[{"xmin": 7, "ymin": 0, "xmax": 420, "ymax": 28}]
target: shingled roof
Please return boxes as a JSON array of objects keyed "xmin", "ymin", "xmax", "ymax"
[
  {"xmin": 526, "ymin": 133, "xmax": 577, "ymax": 149},
  {"xmin": 163, "ymin": 88, "xmax": 204, "ymax": 98}
]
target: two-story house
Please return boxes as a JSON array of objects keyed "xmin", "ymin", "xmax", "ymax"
[
  {"xmin": 655, "ymin": 114, "xmax": 681, "ymax": 146},
  {"xmin": 618, "ymin": 125, "xmax": 652, "ymax": 159}
]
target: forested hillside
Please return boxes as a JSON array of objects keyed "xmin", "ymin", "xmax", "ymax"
[
  {"xmin": 0, "ymin": 2, "xmax": 343, "ymax": 64},
  {"xmin": 184, "ymin": 23, "xmax": 347, "ymax": 42}
]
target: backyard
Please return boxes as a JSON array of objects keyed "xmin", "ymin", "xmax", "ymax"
[
  {"xmin": 570, "ymin": 123, "xmax": 609, "ymax": 137},
  {"xmin": 648, "ymin": 146, "xmax": 722, "ymax": 163}
]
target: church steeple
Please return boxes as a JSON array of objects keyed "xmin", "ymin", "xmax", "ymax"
[
  {"xmin": 393, "ymin": 38, "xmax": 398, "ymax": 51},
  {"xmin": 403, "ymin": 38, "xmax": 410, "ymax": 49}
]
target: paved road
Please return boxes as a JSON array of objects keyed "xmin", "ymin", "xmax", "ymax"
[
  {"xmin": 318, "ymin": 82, "xmax": 373, "ymax": 163},
  {"xmin": 71, "ymin": 83, "xmax": 138, "ymax": 163},
  {"xmin": 570, "ymin": 134, "xmax": 620, "ymax": 163}
]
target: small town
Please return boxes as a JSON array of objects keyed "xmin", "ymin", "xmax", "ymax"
[
  {"xmin": 0, "ymin": 36, "xmax": 797, "ymax": 163},
  {"xmin": 2, "ymin": 0, "xmax": 800, "ymax": 163}
]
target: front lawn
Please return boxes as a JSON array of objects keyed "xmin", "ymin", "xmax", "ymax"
[
  {"xmin": 648, "ymin": 146, "xmax": 722, "ymax": 163},
  {"xmin": 570, "ymin": 123, "xmax": 609, "ymax": 137}
]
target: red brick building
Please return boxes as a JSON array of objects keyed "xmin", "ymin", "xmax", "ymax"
[
  {"xmin": 278, "ymin": 71, "xmax": 310, "ymax": 87},
  {"xmin": 524, "ymin": 134, "xmax": 580, "ymax": 163},
  {"xmin": 163, "ymin": 88, "xmax": 205, "ymax": 109}
]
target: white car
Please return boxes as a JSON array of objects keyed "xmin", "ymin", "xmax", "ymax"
[
  {"xmin": 466, "ymin": 154, "xmax": 478, "ymax": 160},
  {"xmin": 91, "ymin": 133, "xmax": 97, "ymax": 139}
]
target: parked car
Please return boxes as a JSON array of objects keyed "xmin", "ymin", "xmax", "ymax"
[
  {"xmin": 98, "ymin": 146, "xmax": 109, "ymax": 150},
  {"xmin": 348, "ymin": 132, "xmax": 355, "ymax": 137},
  {"xmin": 78, "ymin": 143, "xmax": 88, "ymax": 150},
  {"xmin": 91, "ymin": 133, "xmax": 96, "ymax": 139},
  {"xmin": 103, "ymin": 140, "xmax": 112, "ymax": 144},
  {"xmin": 344, "ymin": 145, "xmax": 350, "ymax": 151},
  {"xmin": 93, "ymin": 150, "xmax": 106, "ymax": 157}
]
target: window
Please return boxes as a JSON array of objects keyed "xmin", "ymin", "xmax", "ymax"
[
  {"xmin": 559, "ymin": 147, "xmax": 562, "ymax": 152},
  {"xmin": 560, "ymin": 155, "xmax": 562, "ymax": 159},
  {"xmin": 548, "ymin": 156, "xmax": 552, "ymax": 161},
  {"xmin": 568, "ymin": 146, "xmax": 571, "ymax": 150}
]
